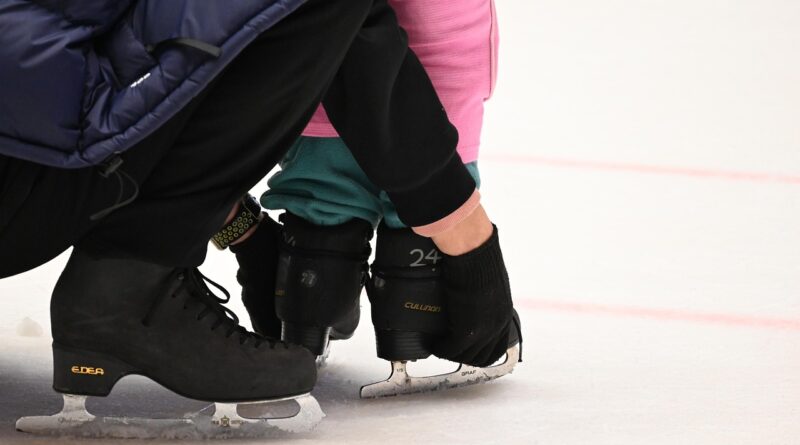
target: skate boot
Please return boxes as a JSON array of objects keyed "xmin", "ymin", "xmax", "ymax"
[
  {"xmin": 360, "ymin": 224, "xmax": 521, "ymax": 398},
  {"xmin": 16, "ymin": 248, "xmax": 323, "ymax": 439},
  {"xmin": 274, "ymin": 213, "xmax": 373, "ymax": 358}
]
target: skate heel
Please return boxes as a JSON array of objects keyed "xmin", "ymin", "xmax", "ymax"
[
  {"xmin": 52, "ymin": 344, "xmax": 137, "ymax": 397},
  {"xmin": 281, "ymin": 323, "xmax": 332, "ymax": 356},
  {"xmin": 375, "ymin": 330, "xmax": 434, "ymax": 361}
]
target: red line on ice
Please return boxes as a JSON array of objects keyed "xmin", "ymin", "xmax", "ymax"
[
  {"xmin": 482, "ymin": 153, "xmax": 800, "ymax": 185},
  {"xmin": 518, "ymin": 299, "xmax": 800, "ymax": 331}
]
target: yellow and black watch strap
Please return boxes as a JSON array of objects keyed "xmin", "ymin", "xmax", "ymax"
[{"xmin": 211, "ymin": 195, "xmax": 262, "ymax": 250}]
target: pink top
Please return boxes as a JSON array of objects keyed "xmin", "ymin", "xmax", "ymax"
[{"xmin": 303, "ymin": 0, "xmax": 499, "ymax": 164}]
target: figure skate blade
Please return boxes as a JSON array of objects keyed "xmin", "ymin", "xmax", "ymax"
[
  {"xmin": 16, "ymin": 393, "xmax": 324, "ymax": 439},
  {"xmin": 360, "ymin": 345, "xmax": 520, "ymax": 399}
]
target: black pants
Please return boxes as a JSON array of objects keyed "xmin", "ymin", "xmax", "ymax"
[{"xmin": 0, "ymin": 0, "xmax": 462, "ymax": 278}]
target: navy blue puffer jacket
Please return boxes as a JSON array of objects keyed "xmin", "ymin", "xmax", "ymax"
[{"xmin": 0, "ymin": 0, "xmax": 305, "ymax": 168}]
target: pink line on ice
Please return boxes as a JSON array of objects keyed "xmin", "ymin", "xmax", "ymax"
[
  {"xmin": 481, "ymin": 153, "xmax": 800, "ymax": 185},
  {"xmin": 518, "ymin": 298, "xmax": 800, "ymax": 331}
]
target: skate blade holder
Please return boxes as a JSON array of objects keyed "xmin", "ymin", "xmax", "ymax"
[
  {"xmin": 16, "ymin": 393, "xmax": 324, "ymax": 439},
  {"xmin": 316, "ymin": 343, "xmax": 332, "ymax": 369},
  {"xmin": 360, "ymin": 345, "xmax": 521, "ymax": 399}
]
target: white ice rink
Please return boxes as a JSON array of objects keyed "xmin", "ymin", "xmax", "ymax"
[{"xmin": 1, "ymin": 1, "xmax": 799, "ymax": 444}]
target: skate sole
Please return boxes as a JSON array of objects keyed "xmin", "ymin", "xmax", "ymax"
[
  {"xmin": 16, "ymin": 393, "xmax": 324, "ymax": 439},
  {"xmin": 360, "ymin": 345, "xmax": 521, "ymax": 399},
  {"xmin": 283, "ymin": 322, "xmax": 356, "ymax": 358}
]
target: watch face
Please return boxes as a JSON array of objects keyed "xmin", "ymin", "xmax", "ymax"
[{"xmin": 242, "ymin": 195, "xmax": 261, "ymax": 218}]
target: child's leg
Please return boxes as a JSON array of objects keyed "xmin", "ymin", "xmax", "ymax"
[
  {"xmin": 237, "ymin": 137, "xmax": 378, "ymax": 351},
  {"xmin": 262, "ymin": 138, "xmax": 487, "ymax": 362},
  {"xmin": 261, "ymin": 137, "xmax": 384, "ymax": 227}
]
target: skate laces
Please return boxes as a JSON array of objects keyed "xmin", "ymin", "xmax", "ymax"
[{"xmin": 178, "ymin": 269, "xmax": 278, "ymax": 349}]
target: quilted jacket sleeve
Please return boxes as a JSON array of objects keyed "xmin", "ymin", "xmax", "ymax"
[{"xmin": 0, "ymin": 0, "xmax": 132, "ymax": 155}]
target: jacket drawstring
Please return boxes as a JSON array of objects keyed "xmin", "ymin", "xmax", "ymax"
[
  {"xmin": 145, "ymin": 38, "xmax": 222, "ymax": 58},
  {"xmin": 90, "ymin": 156, "xmax": 140, "ymax": 221},
  {"xmin": 89, "ymin": 37, "xmax": 219, "ymax": 222}
]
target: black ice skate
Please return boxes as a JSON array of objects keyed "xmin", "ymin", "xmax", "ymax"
[
  {"xmin": 16, "ymin": 248, "xmax": 323, "ymax": 439},
  {"xmin": 275, "ymin": 213, "xmax": 373, "ymax": 360},
  {"xmin": 360, "ymin": 225, "xmax": 521, "ymax": 398}
]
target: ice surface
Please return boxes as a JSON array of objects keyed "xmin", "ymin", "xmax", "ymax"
[
  {"xmin": 15, "ymin": 318, "xmax": 43, "ymax": 338},
  {"xmin": 1, "ymin": 1, "xmax": 799, "ymax": 444}
]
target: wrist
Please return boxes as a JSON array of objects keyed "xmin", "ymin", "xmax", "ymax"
[
  {"xmin": 431, "ymin": 204, "xmax": 493, "ymax": 256},
  {"xmin": 212, "ymin": 195, "xmax": 263, "ymax": 249}
]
